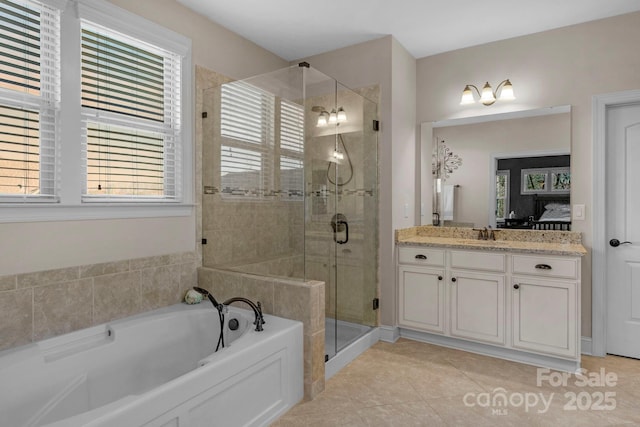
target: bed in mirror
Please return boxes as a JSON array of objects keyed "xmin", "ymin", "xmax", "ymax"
[{"xmin": 420, "ymin": 106, "xmax": 571, "ymax": 229}]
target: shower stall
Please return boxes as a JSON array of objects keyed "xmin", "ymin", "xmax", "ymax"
[{"xmin": 201, "ymin": 64, "xmax": 378, "ymax": 361}]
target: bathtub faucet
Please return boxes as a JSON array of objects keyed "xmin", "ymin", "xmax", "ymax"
[
  {"xmin": 193, "ymin": 287, "xmax": 223, "ymax": 312},
  {"xmin": 222, "ymin": 297, "xmax": 265, "ymax": 332}
]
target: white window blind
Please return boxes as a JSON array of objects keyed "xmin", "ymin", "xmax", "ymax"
[
  {"xmin": 0, "ymin": 0, "xmax": 60, "ymax": 199},
  {"xmin": 80, "ymin": 21, "xmax": 181, "ymax": 200},
  {"xmin": 220, "ymin": 81, "xmax": 274, "ymax": 197},
  {"xmin": 279, "ymin": 99, "xmax": 304, "ymax": 198}
]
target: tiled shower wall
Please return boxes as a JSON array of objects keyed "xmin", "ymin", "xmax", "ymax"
[
  {"xmin": 0, "ymin": 251, "xmax": 197, "ymax": 352},
  {"xmin": 198, "ymin": 68, "xmax": 304, "ymax": 273}
]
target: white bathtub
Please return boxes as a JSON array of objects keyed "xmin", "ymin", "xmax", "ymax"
[{"xmin": 0, "ymin": 303, "xmax": 303, "ymax": 427}]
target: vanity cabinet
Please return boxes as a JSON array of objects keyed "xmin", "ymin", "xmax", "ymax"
[
  {"xmin": 511, "ymin": 254, "xmax": 579, "ymax": 358},
  {"xmin": 449, "ymin": 270, "xmax": 505, "ymax": 345},
  {"xmin": 398, "ymin": 265, "xmax": 445, "ymax": 333},
  {"xmin": 448, "ymin": 250, "xmax": 506, "ymax": 345},
  {"xmin": 397, "ymin": 247, "xmax": 446, "ymax": 333},
  {"xmin": 397, "ymin": 245, "xmax": 581, "ymax": 367}
]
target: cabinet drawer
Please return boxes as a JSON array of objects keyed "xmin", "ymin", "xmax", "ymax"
[
  {"xmin": 398, "ymin": 246, "xmax": 445, "ymax": 266},
  {"xmin": 512, "ymin": 255, "xmax": 578, "ymax": 279},
  {"xmin": 450, "ymin": 250, "xmax": 506, "ymax": 273}
]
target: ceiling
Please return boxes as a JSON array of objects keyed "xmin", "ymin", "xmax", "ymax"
[{"xmin": 177, "ymin": 0, "xmax": 640, "ymax": 61}]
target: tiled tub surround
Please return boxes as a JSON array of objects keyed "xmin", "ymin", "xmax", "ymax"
[
  {"xmin": 396, "ymin": 225, "xmax": 587, "ymax": 256},
  {"xmin": 198, "ymin": 267, "xmax": 325, "ymax": 401},
  {"xmin": 0, "ymin": 251, "xmax": 197, "ymax": 352}
]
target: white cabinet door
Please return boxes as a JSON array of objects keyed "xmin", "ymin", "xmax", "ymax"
[
  {"xmin": 449, "ymin": 270, "xmax": 505, "ymax": 345},
  {"xmin": 398, "ymin": 265, "xmax": 445, "ymax": 333},
  {"xmin": 512, "ymin": 276, "xmax": 577, "ymax": 358}
]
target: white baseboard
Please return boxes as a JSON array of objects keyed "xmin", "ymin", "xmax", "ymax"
[
  {"xmin": 400, "ymin": 328, "xmax": 581, "ymax": 373},
  {"xmin": 581, "ymin": 336, "xmax": 593, "ymax": 356},
  {"xmin": 378, "ymin": 325, "xmax": 400, "ymax": 343}
]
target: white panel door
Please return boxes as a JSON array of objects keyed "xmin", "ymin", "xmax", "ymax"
[{"xmin": 606, "ymin": 102, "xmax": 640, "ymax": 359}]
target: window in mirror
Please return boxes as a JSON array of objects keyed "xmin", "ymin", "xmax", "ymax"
[{"xmin": 496, "ymin": 170, "xmax": 509, "ymax": 220}]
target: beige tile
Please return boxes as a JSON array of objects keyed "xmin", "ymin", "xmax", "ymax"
[
  {"xmin": 355, "ymin": 402, "xmax": 448, "ymax": 427},
  {"xmin": 239, "ymin": 275, "xmax": 275, "ymax": 315},
  {"xmin": 140, "ymin": 265, "xmax": 181, "ymax": 311},
  {"xmin": 311, "ymin": 329, "xmax": 325, "ymax": 384},
  {"xmin": 17, "ymin": 267, "xmax": 79, "ymax": 289},
  {"xmin": 427, "ymin": 394, "xmax": 524, "ymax": 426},
  {"xmin": 273, "ymin": 281, "xmax": 311, "ymax": 329},
  {"xmin": 275, "ymin": 410, "xmax": 366, "ymax": 427},
  {"xmin": 130, "ymin": 254, "xmax": 173, "ymax": 270},
  {"xmin": 0, "ymin": 275, "xmax": 16, "ymax": 292},
  {"xmin": 0, "ymin": 288, "xmax": 33, "ymax": 351},
  {"xmin": 198, "ymin": 268, "xmax": 241, "ymax": 302},
  {"xmin": 79, "ymin": 260, "xmax": 130, "ymax": 278},
  {"xmin": 178, "ymin": 262, "xmax": 198, "ymax": 299},
  {"xmin": 276, "ymin": 338, "xmax": 640, "ymax": 426},
  {"xmin": 33, "ymin": 279, "xmax": 93, "ymax": 340},
  {"xmin": 93, "ymin": 271, "xmax": 141, "ymax": 324}
]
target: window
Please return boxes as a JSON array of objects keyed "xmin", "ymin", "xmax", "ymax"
[
  {"xmin": 80, "ymin": 22, "xmax": 182, "ymax": 200},
  {"xmin": 220, "ymin": 81, "xmax": 304, "ymax": 199},
  {"xmin": 220, "ymin": 80, "xmax": 274, "ymax": 197},
  {"xmin": 0, "ymin": 0, "xmax": 192, "ymax": 222},
  {"xmin": 279, "ymin": 99, "xmax": 304, "ymax": 199},
  {"xmin": 0, "ymin": 0, "xmax": 60, "ymax": 200},
  {"xmin": 495, "ymin": 170, "xmax": 509, "ymax": 220}
]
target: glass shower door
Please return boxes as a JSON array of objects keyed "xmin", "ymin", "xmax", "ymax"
[{"xmin": 330, "ymin": 84, "xmax": 378, "ymax": 357}]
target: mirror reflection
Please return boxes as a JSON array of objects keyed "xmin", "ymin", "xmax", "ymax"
[{"xmin": 426, "ymin": 106, "xmax": 571, "ymax": 230}]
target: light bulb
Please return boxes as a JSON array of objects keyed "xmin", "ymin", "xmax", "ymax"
[
  {"xmin": 317, "ymin": 112, "xmax": 328, "ymax": 127},
  {"xmin": 460, "ymin": 86, "xmax": 475, "ymax": 105},
  {"xmin": 480, "ymin": 82, "xmax": 496, "ymax": 105},
  {"xmin": 328, "ymin": 109, "xmax": 337, "ymax": 124},
  {"xmin": 337, "ymin": 107, "xmax": 347, "ymax": 122},
  {"xmin": 499, "ymin": 80, "xmax": 515, "ymax": 101}
]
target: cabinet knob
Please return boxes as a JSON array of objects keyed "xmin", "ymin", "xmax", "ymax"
[
  {"xmin": 513, "ymin": 284, "xmax": 520, "ymax": 290},
  {"xmin": 415, "ymin": 254, "xmax": 427, "ymax": 260},
  {"xmin": 438, "ymin": 275, "xmax": 443, "ymax": 281},
  {"xmin": 534, "ymin": 264, "xmax": 552, "ymax": 270},
  {"xmin": 451, "ymin": 277, "xmax": 457, "ymax": 283}
]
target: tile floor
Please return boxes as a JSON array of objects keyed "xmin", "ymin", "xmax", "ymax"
[{"xmin": 272, "ymin": 338, "xmax": 640, "ymax": 426}]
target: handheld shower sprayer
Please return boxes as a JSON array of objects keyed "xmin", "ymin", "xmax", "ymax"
[{"xmin": 193, "ymin": 287, "xmax": 223, "ymax": 312}]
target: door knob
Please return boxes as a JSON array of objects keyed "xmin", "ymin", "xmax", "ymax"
[{"xmin": 610, "ymin": 239, "xmax": 632, "ymax": 247}]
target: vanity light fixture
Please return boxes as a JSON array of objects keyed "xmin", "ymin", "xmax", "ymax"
[
  {"xmin": 460, "ymin": 79, "xmax": 515, "ymax": 106},
  {"xmin": 312, "ymin": 106, "xmax": 347, "ymax": 127}
]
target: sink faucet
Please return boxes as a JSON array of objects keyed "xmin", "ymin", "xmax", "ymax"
[
  {"xmin": 222, "ymin": 297, "xmax": 265, "ymax": 332},
  {"xmin": 474, "ymin": 227, "xmax": 488, "ymax": 240},
  {"xmin": 473, "ymin": 227, "xmax": 495, "ymax": 241}
]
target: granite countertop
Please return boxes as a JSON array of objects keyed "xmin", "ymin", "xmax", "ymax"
[{"xmin": 396, "ymin": 226, "xmax": 587, "ymax": 257}]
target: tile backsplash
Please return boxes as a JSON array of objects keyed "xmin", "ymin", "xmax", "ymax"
[{"xmin": 0, "ymin": 251, "xmax": 197, "ymax": 352}]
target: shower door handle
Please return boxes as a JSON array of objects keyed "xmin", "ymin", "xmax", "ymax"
[{"xmin": 335, "ymin": 220, "xmax": 349, "ymax": 245}]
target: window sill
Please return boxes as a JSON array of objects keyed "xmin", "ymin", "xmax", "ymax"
[{"xmin": 0, "ymin": 203, "xmax": 194, "ymax": 223}]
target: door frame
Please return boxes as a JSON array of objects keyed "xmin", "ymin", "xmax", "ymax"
[{"xmin": 592, "ymin": 89, "xmax": 640, "ymax": 357}]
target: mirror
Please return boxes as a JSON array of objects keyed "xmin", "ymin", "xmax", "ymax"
[{"xmin": 420, "ymin": 106, "xmax": 571, "ymax": 229}]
